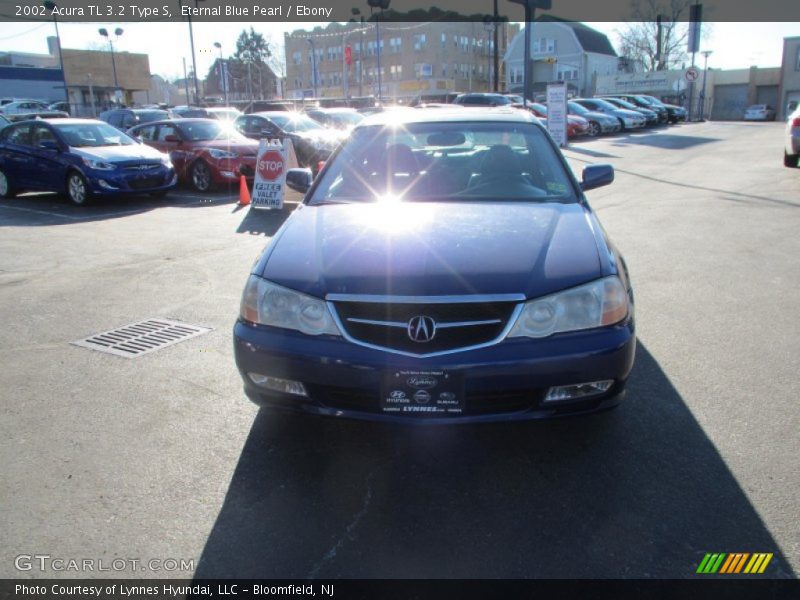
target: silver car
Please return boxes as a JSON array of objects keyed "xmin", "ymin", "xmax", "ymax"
[
  {"xmin": 784, "ymin": 105, "xmax": 800, "ymax": 168},
  {"xmin": 573, "ymin": 98, "xmax": 646, "ymax": 131}
]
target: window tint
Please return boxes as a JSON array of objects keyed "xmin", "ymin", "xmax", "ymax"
[
  {"xmin": 32, "ymin": 124, "xmax": 57, "ymax": 147},
  {"xmin": 4, "ymin": 124, "xmax": 32, "ymax": 146},
  {"xmin": 156, "ymin": 124, "xmax": 179, "ymax": 141},
  {"xmin": 134, "ymin": 125, "xmax": 157, "ymax": 141}
]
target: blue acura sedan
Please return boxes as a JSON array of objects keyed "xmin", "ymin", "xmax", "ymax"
[
  {"xmin": 0, "ymin": 118, "xmax": 176, "ymax": 205},
  {"xmin": 234, "ymin": 108, "xmax": 635, "ymax": 423}
]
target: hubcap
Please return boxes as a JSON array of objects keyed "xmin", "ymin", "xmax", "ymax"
[
  {"xmin": 193, "ymin": 163, "xmax": 210, "ymax": 190},
  {"xmin": 0, "ymin": 171, "xmax": 7, "ymax": 196},
  {"xmin": 69, "ymin": 175, "xmax": 86, "ymax": 204},
  {"xmin": 590, "ymin": 123, "xmax": 600, "ymax": 136}
]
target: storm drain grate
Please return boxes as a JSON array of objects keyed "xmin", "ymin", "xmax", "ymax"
[{"xmin": 71, "ymin": 318, "xmax": 212, "ymax": 358}]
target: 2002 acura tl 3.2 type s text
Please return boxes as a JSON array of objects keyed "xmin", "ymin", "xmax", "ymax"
[{"xmin": 234, "ymin": 107, "xmax": 636, "ymax": 423}]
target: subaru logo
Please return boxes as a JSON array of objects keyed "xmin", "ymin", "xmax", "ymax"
[{"xmin": 407, "ymin": 316, "xmax": 436, "ymax": 343}]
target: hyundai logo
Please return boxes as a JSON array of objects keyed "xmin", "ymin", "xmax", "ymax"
[{"xmin": 407, "ymin": 316, "xmax": 436, "ymax": 343}]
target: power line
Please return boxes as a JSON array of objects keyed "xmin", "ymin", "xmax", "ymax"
[{"xmin": 0, "ymin": 23, "xmax": 48, "ymax": 41}]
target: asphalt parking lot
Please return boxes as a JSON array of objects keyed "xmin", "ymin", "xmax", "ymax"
[{"xmin": 0, "ymin": 121, "xmax": 798, "ymax": 579}]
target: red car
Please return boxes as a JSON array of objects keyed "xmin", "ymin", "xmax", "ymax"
[
  {"xmin": 512, "ymin": 103, "xmax": 589, "ymax": 138},
  {"xmin": 128, "ymin": 119, "xmax": 258, "ymax": 192}
]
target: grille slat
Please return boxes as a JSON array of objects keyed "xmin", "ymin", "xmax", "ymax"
[
  {"xmin": 72, "ymin": 319, "xmax": 212, "ymax": 358},
  {"xmin": 332, "ymin": 300, "xmax": 518, "ymax": 356}
]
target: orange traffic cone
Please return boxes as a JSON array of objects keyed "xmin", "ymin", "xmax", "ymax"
[{"xmin": 238, "ymin": 175, "xmax": 251, "ymax": 206}]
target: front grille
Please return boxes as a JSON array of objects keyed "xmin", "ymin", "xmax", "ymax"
[
  {"xmin": 332, "ymin": 300, "xmax": 519, "ymax": 355},
  {"xmin": 128, "ymin": 175, "xmax": 163, "ymax": 190},
  {"xmin": 122, "ymin": 163, "xmax": 160, "ymax": 171}
]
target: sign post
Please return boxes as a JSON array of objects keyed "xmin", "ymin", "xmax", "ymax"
[
  {"xmin": 251, "ymin": 138, "xmax": 288, "ymax": 210},
  {"xmin": 546, "ymin": 82, "xmax": 568, "ymax": 148}
]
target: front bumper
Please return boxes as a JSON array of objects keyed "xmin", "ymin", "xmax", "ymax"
[
  {"xmin": 233, "ymin": 318, "xmax": 636, "ymax": 424},
  {"xmin": 88, "ymin": 167, "xmax": 176, "ymax": 196}
]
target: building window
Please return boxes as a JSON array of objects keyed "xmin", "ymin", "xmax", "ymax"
[
  {"xmin": 413, "ymin": 34, "xmax": 427, "ymax": 51},
  {"xmin": 390, "ymin": 37, "xmax": 402, "ymax": 54},
  {"xmin": 557, "ymin": 66, "xmax": 578, "ymax": 81},
  {"xmin": 441, "ymin": 33, "xmax": 446, "ymax": 48},
  {"xmin": 442, "ymin": 64, "xmax": 448, "ymax": 77},
  {"xmin": 796, "ymin": 46, "xmax": 800, "ymax": 71},
  {"xmin": 414, "ymin": 63, "xmax": 432, "ymax": 78},
  {"xmin": 292, "ymin": 51, "xmax": 301, "ymax": 65},
  {"xmin": 533, "ymin": 38, "xmax": 556, "ymax": 54},
  {"xmin": 510, "ymin": 66, "xmax": 523, "ymax": 84}
]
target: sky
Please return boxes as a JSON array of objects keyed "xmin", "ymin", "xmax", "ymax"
[{"xmin": 0, "ymin": 20, "xmax": 797, "ymax": 81}]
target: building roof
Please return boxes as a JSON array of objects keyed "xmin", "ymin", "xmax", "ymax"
[{"xmin": 537, "ymin": 16, "xmax": 617, "ymax": 56}]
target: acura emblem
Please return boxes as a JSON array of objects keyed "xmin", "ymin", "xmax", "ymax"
[{"xmin": 407, "ymin": 315, "xmax": 436, "ymax": 343}]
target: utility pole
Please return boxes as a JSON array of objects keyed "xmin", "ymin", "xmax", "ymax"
[
  {"xmin": 687, "ymin": 2, "xmax": 702, "ymax": 120},
  {"xmin": 493, "ymin": 0, "xmax": 499, "ymax": 92},
  {"xmin": 700, "ymin": 50, "xmax": 712, "ymax": 120},
  {"xmin": 182, "ymin": 58, "xmax": 190, "ymax": 105},
  {"xmin": 509, "ymin": 0, "xmax": 551, "ymax": 106}
]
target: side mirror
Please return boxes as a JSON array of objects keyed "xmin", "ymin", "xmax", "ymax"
[
  {"xmin": 163, "ymin": 134, "xmax": 180, "ymax": 143},
  {"xmin": 286, "ymin": 168, "xmax": 313, "ymax": 193},
  {"xmin": 581, "ymin": 164, "xmax": 614, "ymax": 191},
  {"xmin": 39, "ymin": 140, "xmax": 61, "ymax": 151}
]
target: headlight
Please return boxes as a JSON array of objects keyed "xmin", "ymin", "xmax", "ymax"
[
  {"xmin": 508, "ymin": 277, "xmax": 629, "ymax": 339},
  {"xmin": 82, "ymin": 158, "xmax": 115, "ymax": 170},
  {"xmin": 208, "ymin": 148, "xmax": 238, "ymax": 159},
  {"xmin": 240, "ymin": 276, "xmax": 341, "ymax": 336}
]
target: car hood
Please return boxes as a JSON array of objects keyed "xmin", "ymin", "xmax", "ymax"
[
  {"xmin": 259, "ymin": 201, "xmax": 602, "ymax": 299},
  {"xmin": 189, "ymin": 139, "xmax": 259, "ymax": 154},
  {"xmin": 69, "ymin": 144, "xmax": 166, "ymax": 163},
  {"xmin": 614, "ymin": 108, "xmax": 645, "ymax": 119},
  {"xmin": 580, "ymin": 111, "xmax": 616, "ymax": 123}
]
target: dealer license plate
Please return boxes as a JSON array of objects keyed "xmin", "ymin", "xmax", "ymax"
[{"xmin": 380, "ymin": 370, "xmax": 464, "ymax": 416}]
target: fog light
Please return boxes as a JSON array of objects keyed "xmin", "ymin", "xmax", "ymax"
[
  {"xmin": 220, "ymin": 170, "xmax": 236, "ymax": 179},
  {"xmin": 97, "ymin": 179, "xmax": 118, "ymax": 189},
  {"xmin": 248, "ymin": 373, "xmax": 307, "ymax": 396},
  {"xmin": 544, "ymin": 380, "xmax": 613, "ymax": 403}
]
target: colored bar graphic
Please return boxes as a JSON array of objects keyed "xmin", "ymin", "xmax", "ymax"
[{"xmin": 698, "ymin": 552, "xmax": 773, "ymax": 575}]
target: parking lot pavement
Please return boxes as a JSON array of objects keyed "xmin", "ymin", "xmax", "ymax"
[{"xmin": 0, "ymin": 122, "xmax": 798, "ymax": 579}]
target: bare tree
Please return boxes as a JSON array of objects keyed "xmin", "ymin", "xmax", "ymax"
[{"xmin": 615, "ymin": 0, "xmax": 694, "ymax": 71}]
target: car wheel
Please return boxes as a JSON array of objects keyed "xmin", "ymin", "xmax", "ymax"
[
  {"xmin": 66, "ymin": 171, "xmax": 93, "ymax": 206},
  {"xmin": 617, "ymin": 118, "xmax": 626, "ymax": 131},
  {"xmin": 0, "ymin": 168, "xmax": 17, "ymax": 199},
  {"xmin": 785, "ymin": 152, "xmax": 799, "ymax": 168},
  {"xmin": 190, "ymin": 160, "xmax": 214, "ymax": 192},
  {"xmin": 587, "ymin": 121, "xmax": 601, "ymax": 137}
]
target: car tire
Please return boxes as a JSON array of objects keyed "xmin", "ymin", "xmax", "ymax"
[
  {"xmin": 190, "ymin": 160, "xmax": 214, "ymax": 192},
  {"xmin": 66, "ymin": 171, "xmax": 93, "ymax": 206},
  {"xmin": 617, "ymin": 118, "xmax": 626, "ymax": 131},
  {"xmin": 784, "ymin": 152, "xmax": 799, "ymax": 168},
  {"xmin": 587, "ymin": 121, "xmax": 601, "ymax": 137},
  {"xmin": 0, "ymin": 168, "xmax": 17, "ymax": 199}
]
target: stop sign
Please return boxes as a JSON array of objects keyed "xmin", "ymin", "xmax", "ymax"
[{"xmin": 258, "ymin": 150, "xmax": 284, "ymax": 181}]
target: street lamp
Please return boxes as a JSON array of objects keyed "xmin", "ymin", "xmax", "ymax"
[
  {"xmin": 98, "ymin": 27, "xmax": 123, "ymax": 104},
  {"xmin": 367, "ymin": 0, "xmax": 390, "ymax": 103},
  {"xmin": 306, "ymin": 38, "xmax": 318, "ymax": 98},
  {"xmin": 507, "ymin": 0, "xmax": 551, "ymax": 107},
  {"xmin": 42, "ymin": 1, "xmax": 69, "ymax": 106},
  {"xmin": 699, "ymin": 50, "xmax": 713, "ymax": 121},
  {"xmin": 213, "ymin": 42, "xmax": 228, "ymax": 105}
]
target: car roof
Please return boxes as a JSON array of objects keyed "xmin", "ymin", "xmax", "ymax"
[
  {"xmin": 27, "ymin": 118, "xmax": 105, "ymax": 126},
  {"xmin": 357, "ymin": 107, "xmax": 537, "ymax": 128},
  {"xmin": 130, "ymin": 118, "xmax": 216, "ymax": 128},
  {"xmin": 249, "ymin": 111, "xmax": 307, "ymax": 118}
]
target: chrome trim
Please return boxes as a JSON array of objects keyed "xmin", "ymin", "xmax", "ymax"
[
  {"xmin": 345, "ymin": 317, "xmax": 503, "ymax": 329},
  {"xmin": 328, "ymin": 302, "xmax": 525, "ymax": 358},
  {"xmin": 326, "ymin": 293, "xmax": 526, "ymax": 304}
]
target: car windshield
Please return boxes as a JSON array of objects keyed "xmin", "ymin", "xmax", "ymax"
[
  {"xmin": 590, "ymin": 99, "xmax": 621, "ymax": 111},
  {"xmin": 325, "ymin": 111, "xmax": 364, "ymax": 128},
  {"xmin": 641, "ymin": 95, "xmax": 666, "ymax": 107},
  {"xmin": 309, "ymin": 121, "xmax": 577, "ymax": 205},
  {"xmin": 177, "ymin": 120, "xmax": 247, "ymax": 141},
  {"xmin": 568, "ymin": 102, "xmax": 590, "ymax": 115},
  {"xmin": 266, "ymin": 114, "xmax": 323, "ymax": 133},
  {"xmin": 610, "ymin": 98, "xmax": 638, "ymax": 110},
  {"xmin": 136, "ymin": 110, "xmax": 169, "ymax": 123},
  {"xmin": 54, "ymin": 122, "xmax": 136, "ymax": 147}
]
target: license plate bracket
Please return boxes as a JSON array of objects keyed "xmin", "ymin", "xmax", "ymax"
[{"xmin": 380, "ymin": 369, "xmax": 464, "ymax": 416}]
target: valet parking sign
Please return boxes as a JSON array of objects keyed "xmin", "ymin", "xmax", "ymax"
[{"xmin": 252, "ymin": 139, "xmax": 288, "ymax": 209}]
